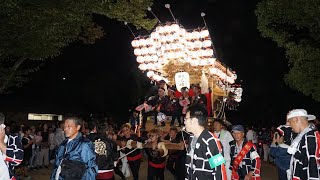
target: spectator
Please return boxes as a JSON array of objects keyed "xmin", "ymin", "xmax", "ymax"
[
  {"xmin": 0, "ymin": 113, "xmax": 24, "ymax": 180},
  {"xmin": 230, "ymin": 125, "xmax": 261, "ymax": 180},
  {"xmin": 54, "ymin": 121, "xmax": 65, "ymax": 148},
  {"xmin": 269, "ymin": 124, "xmax": 293, "ymax": 180},
  {"xmin": 28, "ymin": 126, "xmax": 36, "ymax": 170},
  {"xmin": 246, "ymin": 126, "xmax": 258, "ymax": 146},
  {"xmin": 260, "ymin": 127, "xmax": 271, "ymax": 162},
  {"xmin": 34, "ymin": 129, "xmax": 42, "ymax": 169},
  {"xmin": 286, "ymin": 109, "xmax": 320, "ymax": 179},
  {"xmin": 51, "ymin": 116, "xmax": 98, "ymax": 180},
  {"xmin": 48, "ymin": 126, "xmax": 55, "ymax": 163},
  {"xmin": 21, "ymin": 126, "xmax": 33, "ymax": 178},
  {"xmin": 39, "ymin": 123, "xmax": 49, "ymax": 168},
  {"xmin": 213, "ymin": 119, "xmax": 234, "ymax": 180}
]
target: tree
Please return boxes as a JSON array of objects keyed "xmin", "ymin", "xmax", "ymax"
[
  {"xmin": 256, "ymin": 0, "xmax": 320, "ymax": 101},
  {"xmin": 0, "ymin": 0, "xmax": 157, "ymax": 93}
]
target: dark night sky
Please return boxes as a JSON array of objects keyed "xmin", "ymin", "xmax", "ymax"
[{"xmin": 0, "ymin": 0, "xmax": 319, "ymax": 126}]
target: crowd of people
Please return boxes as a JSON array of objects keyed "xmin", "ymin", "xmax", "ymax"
[{"xmin": 0, "ymin": 82, "xmax": 320, "ymax": 180}]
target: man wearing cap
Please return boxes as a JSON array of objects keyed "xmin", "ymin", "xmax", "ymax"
[
  {"xmin": 214, "ymin": 119, "xmax": 234, "ymax": 180},
  {"xmin": 184, "ymin": 104, "xmax": 227, "ymax": 180},
  {"xmin": 230, "ymin": 125, "xmax": 261, "ymax": 180},
  {"xmin": 286, "ymin": 109, "xmax": 320, "ymax": 180}
]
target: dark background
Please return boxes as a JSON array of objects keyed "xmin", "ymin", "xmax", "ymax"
[{"xmin": 0, "ymin": 0, "xmax": 319, "ymax": 127}]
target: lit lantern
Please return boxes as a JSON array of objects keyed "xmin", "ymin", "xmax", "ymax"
[
  {"xmin": 134, "ymin": 49, "xmax": 140, "ymax": 56},
  {"xmin": 190, "ymin": 60, "xmax": 199, "ymax": 66},
  {"xmin": 205, "ymin": 49, "xmax": 214, "ymax": 56},
  {"xmin": 194, "ymin": 41, "xmax": 202, "ymax": 49},
  {"xmin": 145, "ymin": 55, "xmax": 152, "ymax": 62},
  {"xmin": 138, "ymin": 64, "xmax": 147, "ymax": 71},
  {"xmin": 192, "ymin": 31, "xmax": 200, "ymax": 39},
  {"xmin": 199, "ymin": 59, "xmax": 207, "ymax": 66},
  {"xmin": 209, "ymin": 67, "xmax": 217, "ymax": 75},
  {"xmin": 151, "ymin": 55, "xmax": 158, "ymax": 61},
  {"xmin": 147, "ymin": 71, "xmax": 155, "ymax": 78},
  {"xmin": 208, "ymin": 58, "xmax": 216, "ymax": 65},
  {"xmin": 146, "ymin": 38, "xmax": 152, "ymax": 46},
  {"xmin": 203, "ymin": 40, "xmax": 212, "ymax": 47},
  {"xmin": 154, "ymin": 63, "xmax": 161, "ymax": 69},
  {"xmin": 131, "ymin": 40, "xmax": 139, "ymax": 47},
  {"xmin": 186, "ymin": 33, "xmax": 193, "ymax": 40},
  {"xmin": 200, "ymin": 30, "xmax": 209, "ymax": 38},
  {"xmin": 164, "ymin": 25, "xmax": 171, "ymax": 33},
  {"xmin": 136, "ymin": 56, "xmax": 144, "ymax": 63},
  {"xmin": 141, "ymin": 48, "xmax": 148, "ymax": 55},
  {"xmin": 171, "ymin": 24, "xmax": 179, "ymax": 31},
  {"xmin": 175, "ymin": 72, "xmax": 190, "ymax": 92},
  {"xmin": 140, "ymin": 39, "xmax": 147, "ymax": 46},
  {"xmin": 147, "ymin": 63, "xmax": 154, "ymax": 70}
]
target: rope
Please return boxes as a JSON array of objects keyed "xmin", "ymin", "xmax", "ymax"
[
  {"xmin": 118, "ymin": 148, "xmax": 138, "ymax": 160},
  {"xmin": 117, "ymin": 141, "xmax": 149, "ymax": 160}
]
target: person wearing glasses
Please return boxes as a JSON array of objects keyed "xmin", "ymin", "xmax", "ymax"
[{"xmin": 184, "ymin": 104, "xmax": 227, "ymax": 180}]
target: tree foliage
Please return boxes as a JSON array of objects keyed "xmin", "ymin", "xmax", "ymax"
[
  {"xmin": 256, "ymin": 0, "xmax": 320, "ymax": 101},
  {"xmin": 0, "ymin": 0, "xmax": 157, "ymax": 93}
]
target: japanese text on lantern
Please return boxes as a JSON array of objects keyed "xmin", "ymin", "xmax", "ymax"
[{"xmin": 175, "ymin": 72, "xmax": 190, "ymax": 92}]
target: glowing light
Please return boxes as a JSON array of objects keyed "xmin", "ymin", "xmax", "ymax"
[{"xmin": 131, "ymin": 23, "xmax": 237, "ymax": 85}]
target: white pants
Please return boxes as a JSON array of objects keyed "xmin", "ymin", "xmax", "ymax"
[
  {"xmin": 226, "ymin": 160, "xmax": 232, "ymax": 180},
  {"xmin": 38, "ymin": 148, "xmax": 49, "ymax": 166},
  {"xmin": 263, "ymin": 144, "xmax": 269, "ymax": 162}
]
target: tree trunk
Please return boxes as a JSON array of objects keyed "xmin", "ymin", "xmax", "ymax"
[{"xmin": 0, "ymin": 57, "xmax": 26, "ymax": 94}]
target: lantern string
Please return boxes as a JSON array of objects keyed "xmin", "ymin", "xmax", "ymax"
[
  {"xmin": 165, "ymin": 4, "xmax": 177, "ymax": 23},
  {"xmin": 148, "ymin": 7, "xmax": 161, "ymax": 23},
  {"xmin": 124, "ymin": 22, "xmax": 136, "ymax": 38}
]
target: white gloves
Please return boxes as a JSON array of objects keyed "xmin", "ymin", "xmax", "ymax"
[
  {"xmin": 136, "ymin": 142, "xmax": 143, "ymax": 149},
  {"xmin": 126, "ymin": 140, "xmax": 133, "ymax": 149}
]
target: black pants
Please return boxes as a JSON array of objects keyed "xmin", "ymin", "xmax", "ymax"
[
  {"xmin": 166, "ymin": 159, "xmax": 176, "ymax": 177},
  {"xmin": 142, "ymin": 111, "xmax": 155, "ymax": 129},
  {"xmin": 175, "ymin": 155, "xmax": 186, "ymax": 180},
  {"xmin": 170, "ymin": 113, "xmax": 181, "ymax": 126},
  {"xmin": 114, "ymin": 166, "xmax": 125, "ymax": 180},
  {"xmin": 128, "ymin": 160, "xmax": 141, "ymax": 180},
  {"xmin": 147, "ymin": 166, "xmax": 164, "ymax": 180}
]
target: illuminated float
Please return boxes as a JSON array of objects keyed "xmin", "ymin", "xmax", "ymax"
[{"xmin": 129, "ymin": 4, "xmax": 242, "ymax": 118}]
